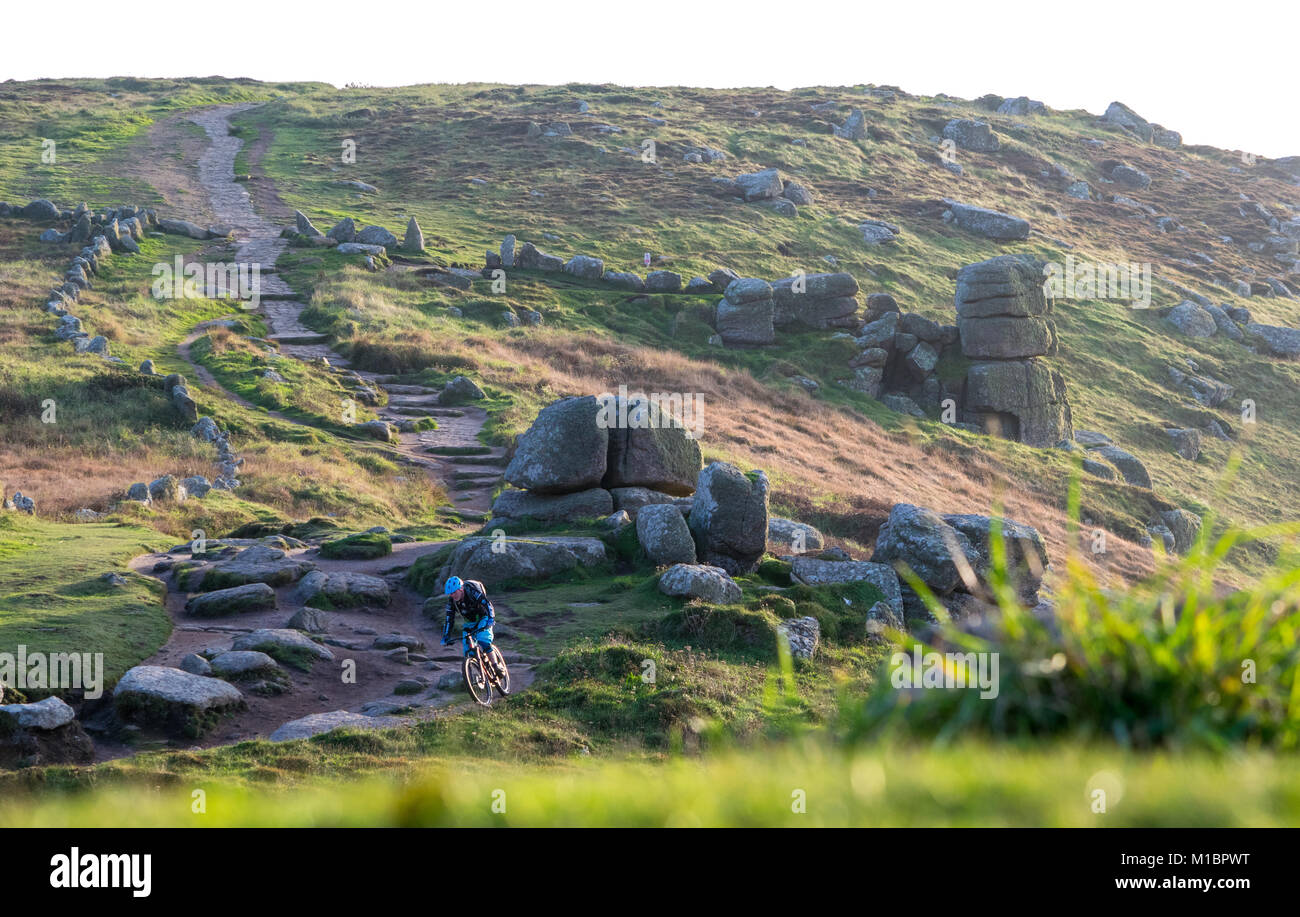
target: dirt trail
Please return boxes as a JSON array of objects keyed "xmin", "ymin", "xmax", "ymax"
[
  {"xmin": 98, "ymin": 105, "xmax": 527, "ymax": 757},
  {"xmin": 179, "ymin": 103, "xmax": 505, "ymax": 517},
  {"xmin": 95, "ymin": 540, "xmax": 535, "ymax": 761}
]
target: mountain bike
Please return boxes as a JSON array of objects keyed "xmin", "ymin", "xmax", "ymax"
[{"xmin": 462, "ymin": 631, "xmax": 510, "ymax": 706}]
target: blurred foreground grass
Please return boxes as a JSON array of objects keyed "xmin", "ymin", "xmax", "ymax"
[{"xmin": 5, "ymin": 740, "xmax": 1299, "ymax": 827}]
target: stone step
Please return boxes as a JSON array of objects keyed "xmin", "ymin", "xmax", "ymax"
[
  {"xmin": 269, "ymin": 332, "xmax": 329, "ymax": 345},
  {"xmin": 453, "ymin": 471, "xmax": 503, "ymax": 482},
  {"xmin": 442, "ymin": 454, "xmax": 508, "ymax": 467},
  {"xmin": 383, "ymin": 384, "xmax": 441, "ymax": 395},
  {"xmin": 425, "ymin": 445, "xmax": 494, "ymax": 456}
]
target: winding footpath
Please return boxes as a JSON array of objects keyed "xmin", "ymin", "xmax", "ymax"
[{"xmin": 101, "ymin": 105, "xmax": 532, "ymax": 759}]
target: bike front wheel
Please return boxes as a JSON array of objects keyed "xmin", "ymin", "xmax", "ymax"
[
  {"xmin": 463, "ymin": 653, "xmax": 493, "ymax": 706},
  {"xmin": 490, "ymin": 646, "xmax": 511, "ymax": 695}
]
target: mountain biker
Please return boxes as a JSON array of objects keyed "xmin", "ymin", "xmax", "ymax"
[{"xmin": 440, "ymin": 576, "xmax": 501, "ymax": 675}]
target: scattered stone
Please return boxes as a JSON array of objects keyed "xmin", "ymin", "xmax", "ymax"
[
  {"xmin": 777, "ymin": 616, "xmax": 820, "ymax": 660},
  {"xmin": 658, "ymin": 563, "xmax": 742, "ymax": 604},
  {"xmin": 185, "ymin": 582, "xmax": 277, "ymax": 617}
]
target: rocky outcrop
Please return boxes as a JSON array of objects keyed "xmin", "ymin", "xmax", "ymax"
[
  {"xmin": 1101, "ymin": 101, "xmax": 1155, "ymax": 142},
  {"xmin": 716, "ymin": 278, "xmax": 776, "ymax": 346},
  {"xmin": 771, "ymin": 272, "xmax": 860, "ymax": 330},
  {"xmin": 871, "ymin": 503, "xmax": 1049, "ymax": 621},
  {"xmin": 943, "ymin": 119, "xmax": 1000, "ymax": 152},
  {"xmin": 952, "ymin": 255, "xmax": 1072, "ymax": 447}
]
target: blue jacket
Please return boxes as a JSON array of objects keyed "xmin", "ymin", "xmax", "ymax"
[{"xmin": 442, "ymin": 579, "xmax": 494, "ymax": 644}]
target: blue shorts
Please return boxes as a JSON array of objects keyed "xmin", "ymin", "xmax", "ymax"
[{"xmin": 462, "ymin": 618, "xmax": 494, "ymax": 656}]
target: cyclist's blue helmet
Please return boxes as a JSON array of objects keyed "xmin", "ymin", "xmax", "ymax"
[{"xmin": 444, "ymin": 576, "xmax": 464, "ymax": 596}]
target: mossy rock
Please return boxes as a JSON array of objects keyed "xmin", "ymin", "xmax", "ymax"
[{"xmin": 319, "ymin": 532, "xmax": 392, "ymax": 560}]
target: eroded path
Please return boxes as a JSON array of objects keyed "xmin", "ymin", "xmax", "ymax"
[
  {"xmin": 181, "ymin": 103, "xmax": 505, "ymax": 516},
  {"xmin": 99, "ymin": 105, "xmax": 526, "ymax": 756}
]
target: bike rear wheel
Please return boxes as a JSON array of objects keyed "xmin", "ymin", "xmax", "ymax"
[{"xmin": 463, "ymin": 653, "xmax": 493, "ymax": 706}]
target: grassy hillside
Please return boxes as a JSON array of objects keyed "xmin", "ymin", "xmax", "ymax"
[{"xmin": 0, "ymin": 77, "xmax": 1297, "ymax": 826}]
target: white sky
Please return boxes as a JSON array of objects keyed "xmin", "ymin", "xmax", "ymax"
[{"xmin": 7, "ymin": 0, "xmax": 1297, "ymax": 158}]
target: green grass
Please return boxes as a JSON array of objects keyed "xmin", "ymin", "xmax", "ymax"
[
  {"xmin": 0, "ymin": 516, "xmax": 168, "ymax": 693},
  {"xmin": 4, "ymin": 739, "xmax": 1299, "ymax": 826}
]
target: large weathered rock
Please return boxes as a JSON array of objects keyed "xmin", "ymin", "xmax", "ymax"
[
  {"xmin": 771, "ymin": 272, "xmax": 860, "ymax": 328},
  {"xmin": 185, "ymin": 582, "xmax": 276, "ymax": 617},
  {"xmin": 1165, "ymin": 302, "xmax": 1217, "ymax": 338},
  {"xmin": 21, "ymin": 199, "xmax": 61, "ymax": 221},
  {"xmin": 871, "ymin": 503, "xmax": 980, "ymax": 596},
  {"xmin": 834, "ymin": 109, "xmax": 868, "ymax": 140},
  {"xmin": 564, "ymin": 254, "xmax": 605, "ymax": 280},
  {"xmin": 941, "ymin": 513, "xmax": 1048, "ymax": 602},
  {"xmin": 432, "ymin": 536, "xmax": 608, "ymax": 591},
  {"xmin": 0, "ymin": 697, "xmax": 93, "ymax": 766},
  {"xmin": 716, "ymin": 297, "xmax": 775, "ymax": 345},
  {"xmin": 355, "ymin": 225, "xmax": 398, "ymax": 247},
  {"xmin": 0, "ymin": 695, "xmax": 76, "ymax": 731},
  {"xmin": 294, "ymin": 210, "xmax": 323, "ymax": 237},
  {"xmin": 943, "ymin": 119, "xmax": 1000, "ymax": 152},
  {"xmin": 687, "ymin": 462, "xmax": 769, "ymax": 575},
  {"xmin": 636, "ymin": 504, "xmax": 697, "ymax": 565},
  {"xmin": 294, "ymin": 570, "xmax": 392, "ymax": 608},
  {"xmin": 114, "ymin": 666, "xmax": 244, "ymax": 734},
  {"xmin": 600, "ymin": 397, "xmax": 702, "ymax": 495},
  {"xmin": 732, "ymin": 168, "xmax": 784, "ymax": 202},
  {"xmin": 958, "ymin": 316, "xmax": 1055, "ymax": 358},
  {"xmin": 403, "ymin": 216, "xmax": 425, "ymax": 252},
  {"xmin": 505, "ymin": 396, "xmax": 608, "ymax": 493},
  {"xmin": 231, "ymin": 629, "xmax": 335, "ymax": 661},
  {"xmin": 955, "ymin": 255, "xmax": 1049, "ymax": 318},
  {"xmin": 491, "ymin": 488, "xmax": 613, "ymax": 523},
  {"xmin": 944, "ymin": 201, "xmax": 1030, "ymax": 240},
  {"xmin": 963, "ymin": 359, "xmax": 1073, "ymax": 446},
  {"xmin": 1244, "ymin": 323, "xmax": 1300, "ymax": 358},
  {"xmin": 768, "ymin": 517, "xmax": 825, "ymax": 555},
  {"xmin": 789, "ymin": 557, "xmax": 904, "ymax": 619},
  {"xmin": 209, "ymin": 651, "xmax": 281, "ymax": 679},
  {"xmin": 437, "ymin": 375, "xmax": 485, "ymax": 406},
  {"xmin": 1158, "ymin": 508, "xmax": 1202, "ymax": 554},
  {"xmin": 658, "ymin": 563, "xmax": 742, "ymax": 604},
  {"xmin": 609, "ymin": 486, "xmax": 678, "ymax": 518},
  {"xmin": 1102, "ymin": 101, "xmax": 1154, "ymax": 142},
  {"xmin": 1090, "ymin": 445, "xmax": 1152, "ymax": 488}
]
